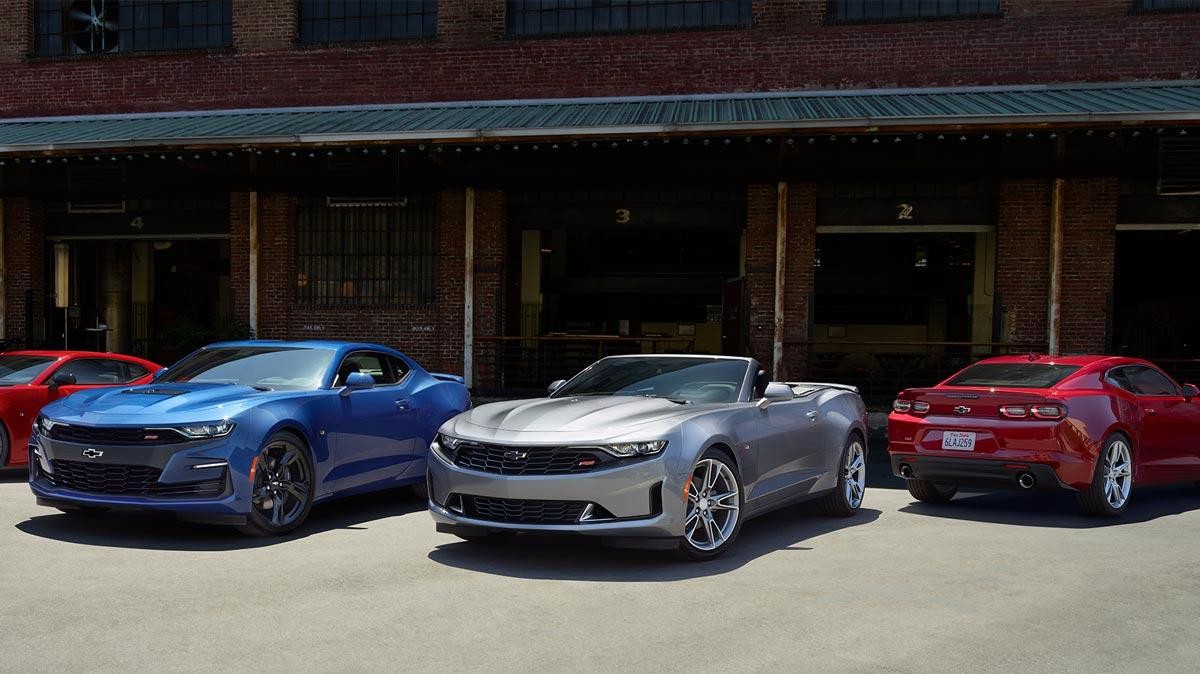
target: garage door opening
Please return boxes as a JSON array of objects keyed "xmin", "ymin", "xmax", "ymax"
[{"xmin": 1114, "ymin": 229, "xmax": 1200, "ymax": 382}]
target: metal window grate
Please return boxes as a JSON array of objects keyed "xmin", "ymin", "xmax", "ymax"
[
  {"xmin": 296, "ymin": 200, "xmax": 437, "ymax": 306},
  {"xmin": 33, "ymin": 1, "xmax": 232, "ymax": 56},
  {"xmin": 506, "ymin": 0, "xmax": 752, "ymax": 37},
  {"xmin": 297, "ymin": 0, "xmax": 437, "ymax": 42},
  {"xmin": 1158, "ymin": 138, "xmax": 1200, "ymax": 196},
  {"xmin": 827, "ymin": 0, "xmax": 1000, "ymax": 23}
]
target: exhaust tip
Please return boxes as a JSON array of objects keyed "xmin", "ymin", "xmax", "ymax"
[
  {"xmin": 1017, "ymin": 472, "xmax": 1035, "ymax": 489},
  {"xmin": 899, "ymin": 464, "xmax": 913, "ymax": 479}
]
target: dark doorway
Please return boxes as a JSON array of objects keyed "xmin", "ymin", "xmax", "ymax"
[{"xmin": 1113, "ymin": 229, "xmax": 1200, "ymax": 380}]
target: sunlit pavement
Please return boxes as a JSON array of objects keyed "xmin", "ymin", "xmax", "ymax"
[{"xmin": 2, "ymin": 462, "xmax": 1198, "ymax": 673}]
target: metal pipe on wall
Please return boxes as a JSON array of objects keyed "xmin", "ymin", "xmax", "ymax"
[
  {"xmin": 463, "ymin": 187, "xmax": 475, "ymax": 389},
  {"xmin": 1048, "ymin": 136, "xmax": 1066, "ymax": 356},
  {"xmin": 773, "ymin": 181, "xmax": 788, "ymax": 380},
  {"xmin": 248, "ymin": 191, "xmax": 259, "ymax": 337}
]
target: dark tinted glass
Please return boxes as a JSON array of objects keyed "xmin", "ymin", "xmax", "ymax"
[
  {"xmin": 161, "ymin": 347, "xmax": 333, "ymax": 390},
  {"xmin": 553, "ymin": 357, "xmax": 748, "ymax": 404},
  {"xmin": 946, "ymin": 363, "xmax": 1080, "ymax": 388},
  {"xmin": 0, "ymin": 356, "xmax": 57, "ymax": 385},
  {"xmin": 828, "ymin": 0, "xmax": 1000, "ymax": 22},
  {"xmin": 507, "ymin": 1, "xmax": 751, "ymax": 36},
  {"xmin": 55, "ymin": 358, "xmax": 135, "ymax": 385},
  {"xmin": 1124, "ymin": 366, "xmax": 1180, "ymax": 396}
]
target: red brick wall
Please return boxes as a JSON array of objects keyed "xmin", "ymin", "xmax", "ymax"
[
  {"xmin": 233, "ymin": 0, "xmax": 296, "ymax": 52},
  {"xmin": 0, "ymin": 1, "xmax": 27, "ymax": 64},
  {"xmin": 3, "ymin": 198, "xmax": 43, "ymax": 346},
  {"xmin": 0, "ymin": 7, "xmax": 1196, "ymax": 117},
  {"xmin": 1060, "ymin": 178, "xmax": 1117, "ymax": 354},
  {"xmin": 229, "ymin": 192, "xmax": 250, "ymax": 329},
  {"xmin": 996, "ymin": 180, "xmax": 1051, "ymax": 348},
  {"xmin": 745, "ymin": 185, "xmax": 776, "ymax": 369},
  {"xmin": 780, "ymin": 183, "xmax": 816, "ymax": 380},
  {"xmin": 439, "ymin": 0, "xmax": 506, "ymax": 43}
]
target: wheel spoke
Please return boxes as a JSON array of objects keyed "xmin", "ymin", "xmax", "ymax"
[
  {"xmin": 706, "ymin": 462, "xmax": 720, "ymax": 491},
  {"xmin": 285, "ymin": 483, "xmax": 307, "ymax": 502},
  {"xmin": 685, "ymin": 508, "xmax": 700, "ymax": 526},
  {"xmin": 703, "ymin": 515, "xmax": 719, "ymax": 545},
  {"xmin": 271, "ymin": 500, "xmax": 283, "ymax": 525}
]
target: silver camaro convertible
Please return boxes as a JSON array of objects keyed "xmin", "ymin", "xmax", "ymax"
[{"xmin": 427, "ymin": 354, "xmax": 869, "ymax": 560}]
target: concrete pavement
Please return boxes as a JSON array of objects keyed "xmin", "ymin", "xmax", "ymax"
[{"xmin": 1, "ymin": 467, "xmax": 1198, "ymax": 673}]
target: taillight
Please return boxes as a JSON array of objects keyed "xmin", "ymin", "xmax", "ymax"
[
  {"xmin": 1031, "ymin": 404, "xmax": 1066, "ymax": 420},
  {"xmin": 892, "ymin": 399, "xmax": 912, "ymax": 413},
  {"xmin": 999, "ymin": 405, "xmax": 1030, "ymax": 418},
  {"xmin": 911, "ymin": 401, "xmax": 930, "ymax": 414}
]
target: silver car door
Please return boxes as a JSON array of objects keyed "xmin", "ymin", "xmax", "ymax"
[{"xmin": 746, "ymin": 394, "xmax": 826, "ymax": 502}]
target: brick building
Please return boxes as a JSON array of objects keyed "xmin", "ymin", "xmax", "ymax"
[{"xmin": 0, "ymin": 0, "xmax": 1198, "ymax": 401}]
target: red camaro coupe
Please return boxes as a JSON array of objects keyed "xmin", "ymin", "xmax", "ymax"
[
  {"xmin": 888, "ymin": 354, "xmax": 1200, "ymax": 516},
  {"xmin": 0, "ymin": 350, "xmax": 160, "ymax": 468}
]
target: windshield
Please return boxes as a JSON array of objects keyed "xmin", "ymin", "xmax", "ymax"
[
  {"xmin": 159, "ymin": 347, "xmax": 334, "ymax": 391},
  {"xmin": 945, "ymin": 363, "xmax": 1081, "ymax": 388},
  {"xmin": 0, "ymin": 355, "xmax": 57, "ymax": 385},
  {"xmin": 552, "ymin": 357, "xmax": 749, "ymax": 404}
]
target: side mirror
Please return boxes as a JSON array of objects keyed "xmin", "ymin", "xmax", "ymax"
[
  {"xmin": 340, "ymin": 371, "xmax": 375, "ymax": 397},
  {"xmin": 1184, "ymin": 383, "xmax": 1199, "ymax": 400},
  {"xmin": 547, "ymin": 379, "xmax": 566, "ymax": 395},
  {"xmin": 50, "ymin": 371, "xmax": 76, "ymax": 387},
  {"xmin": 756, "ymin": 382, "xmax": 793, "ymax": 408}
]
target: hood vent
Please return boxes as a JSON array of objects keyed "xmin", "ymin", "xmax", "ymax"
[{"xmin": 122, "ymin": 387, "xmax": 188, "ymax": 397}]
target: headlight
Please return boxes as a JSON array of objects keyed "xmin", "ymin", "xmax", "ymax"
[
  {"xmin": 176, "ymin": 419, "xmax": 235, "ymax": 439},
  {"xmin": 432, "ymin": 433, "xmax": 463, "ymax": 461},
  {"xmin": 595, "ymin": 440, "xmax": 667, "ymax": 458},
  {"xmin": 36, "ymin": 415, "xmax": 60, "ymax": 435}
]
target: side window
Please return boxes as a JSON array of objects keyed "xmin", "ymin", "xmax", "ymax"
[
  {"xmin": 388, "ymin": 356, "xmax": 411, "ymax": 382},
  {"xmin": 1105, "ymin": 368, "xmax": 1135, "ymax": 393},
  {"xmin": 54, "ymin": 358, "xmax": 132, "ymax": 385},
  {"xmin": 1126, "ymin": 366, "xmax": 1180, "ymax": 396},
  {"xmin": 335, "ymin": 352, "xmax": 402, "ymax": 386},
  {"xmin": 126, "ymin": 363, "xmax": 150, "ymax": 381}
]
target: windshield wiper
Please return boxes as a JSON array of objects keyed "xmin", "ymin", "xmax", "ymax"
[{"xmin": 640, "ymin": 394, "xmax": 690, "ymax": 405}]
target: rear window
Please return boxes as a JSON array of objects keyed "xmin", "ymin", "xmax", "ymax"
[{"xmin": 945, "ymin": 363, "xmax": 1081, "ymax": 388}]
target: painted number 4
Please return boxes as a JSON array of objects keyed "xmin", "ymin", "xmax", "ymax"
[{"xmin": 896, "ymin": 203, "xmax": 914, "ymax": 220}]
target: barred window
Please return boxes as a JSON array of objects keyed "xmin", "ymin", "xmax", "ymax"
[
  {"xmin": 507, "ymin": 0, "xmax": 752, "ymax": 37},
  {"xmin": 1131, "ymin": 0, "xmax": 1200, "ymax": 12},
  {"xmin": 827, "ymin": 0, "xmax": 1000, "ymax": 23},
  {"xmin": 296, "ymin": 201, "xmax": 437, "ymax": 306},
  {"xmin": 32, "ymin": 1, "xmax": 232, "ymax": 56},
  {"xmin": 297, "ymin": 0, "xmax": 437, "ymax": 42}
]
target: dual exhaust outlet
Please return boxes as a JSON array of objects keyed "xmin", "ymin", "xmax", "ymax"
[{"xmin": 898, "ymin": 463, "xmax": 1035, "ymax": 489}]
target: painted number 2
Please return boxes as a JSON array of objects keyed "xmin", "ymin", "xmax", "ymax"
[
  {"xmin": 896, "ymin": 203, "xmax": 914, "ymax": 220},
  {"xmin": 615, "ymin": 208, "xmax": 631, "ymax": 224}
]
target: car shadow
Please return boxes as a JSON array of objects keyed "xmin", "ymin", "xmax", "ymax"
[
  {"xmin": 427, "ymin": 501, "xmax": 882, "ymax": 581},
  {"xmin": 0, "ymin": 467, "xmax": 28, "ymax": 482},
  {"xmin": 14, "ymin": 488, "xmax": 427, "ymax": 551},
  {"xmin": 899, "ymin": 483, "xmax": 1200, "ymax": 528}
]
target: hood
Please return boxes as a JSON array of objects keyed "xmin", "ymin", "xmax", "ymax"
[
  {"xmin": 455, "ymin": 395, "xmax": 703, "ymax": 435},
  {"xmin": 52, "ymin": 382, "xmax": 282, "ymax": 419}
]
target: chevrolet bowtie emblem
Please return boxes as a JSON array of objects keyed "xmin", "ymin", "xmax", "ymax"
[
  {"xmin": 503, "ymin": 450, "xmax": 528, "ymax": 461},
  {"xmin": 82, "ymin": 448, "xmax": 104, "ymax": 459},
  {"xmin": 953, "ymin": 406, "xmax": 971, "ymax": 415}
]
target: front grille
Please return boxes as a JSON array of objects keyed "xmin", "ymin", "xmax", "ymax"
[
  {"xmin": 49, "ymin": 425, "xmax": 188, "ymax": 446},
  {"xmin": 453, "ymin": 442, "xmax": 605, "ymax": 476},
  {"xmin": 464, "ymin": 495, "xmax": 587, "ymax": 524},
  {"xmin": 43, "ymin": 459, "xmax": 225, "ymax": 498}
]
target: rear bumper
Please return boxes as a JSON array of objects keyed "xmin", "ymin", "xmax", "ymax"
[{"xmin": 889, "ymin": 454, "xmax": 1073, "ymax": 491}]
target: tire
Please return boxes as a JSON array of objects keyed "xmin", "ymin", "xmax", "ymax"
[
  {"xmin": 56, "ymin": 506, "xmax": 109, "ymax": 517},
  {"xmin": 817, "ymin": 433, "xmax": 867, "ymax": 517},
  {"xmin": 677, "ymin": 448, "xmax": 744, "ymax": 561},
  {"xmin": 1078, "ymin": 434, "xmax": 1133, "ymax": 517},
  {"xmin": 906, "ymin": 479, "xmax": 958, "ymax": 503},
  {"xmin": 236, "ymin": 432, "xmax": 316, "ymax": 537},
  {"xmin": 0, "ymin": 421, "xmax": 9, "ymax": 467}
]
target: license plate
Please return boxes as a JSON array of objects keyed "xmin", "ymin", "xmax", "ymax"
[{"xmin": 941, "ymin": 431, "xmax": 976, "ymax": 451}]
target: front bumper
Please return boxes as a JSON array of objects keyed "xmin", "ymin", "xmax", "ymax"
[
  {"xmin": 426, "ymin": 443, "xmax": 685, "ymax": 542},
  {"xmin": 27, "ymin": 427, "xmax": 256, "ymax": 523}
]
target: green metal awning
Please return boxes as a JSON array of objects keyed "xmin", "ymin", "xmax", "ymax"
[{"xmin": 1, "ymin": 80, "xmax": 1199, "ymax": 153}]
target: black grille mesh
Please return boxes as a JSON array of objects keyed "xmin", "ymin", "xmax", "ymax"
[
  {"xmin": 453, "ymin": 442, "xmax": 604, "ymax": 476},
  {"xmin": 49, "ymin": 425, "xmax": 188, "ymax": 445},
  {"xmin": 44, "ymin": 460, "xmax": 225, "ymax": 498},
  {"xmin": 464, "ymin": 495, "xmax": 587, "ymax": 524}
]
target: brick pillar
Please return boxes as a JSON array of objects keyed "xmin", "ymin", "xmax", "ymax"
[
  {"xmin": 229, "ymin": 192, "xmax": 251, "ymax": 329},
  {"xmin": 472, "ymin": 190, "xmax": 505, "ymax": 388},
  {"xmin": 436, "ymin": 190, "xmax": 467, "ymax": 375},
  {"xmin": 438, "ymin": 0, "xmax": 506, "ymax": 43},
  {"xmin": 1059, "ymin": 178, "xmax": 1117, "ymax": 354},
  {"xmin": 3, "ymin": 199, "xmax": 45, "ymax": 347},
  {"xmin": 781, "ymin": 183, "xmax": 816, "ymax": 380},
  {"xmin": 255, "ymin": 193, "xmax": 295, "ymax": 339},
  {"xmin": 745, "ymin": 185, "xmax": 776, "ymax": 368},
  {"xmin": 0, "ymin": 2, "xmax": 29, "ymax": 63},
  {"xmin": 754, "ymin": 0, "xmax": 826, "ymax": 29},
  {"xmin": 233, "ymin": 0, "xmax": 296, "ymax": 52},
  {"xmin": 996, "ymin": 180, "xmax": 1051, "ymax": 348}
]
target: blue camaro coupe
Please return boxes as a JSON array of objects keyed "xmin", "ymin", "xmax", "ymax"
[{"xmin": 28, "ymin": 341, "xmax": 470, "ymax": 535}]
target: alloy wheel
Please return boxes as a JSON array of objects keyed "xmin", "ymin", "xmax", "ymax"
[
  {"xmin": 843, "ymin": 439, "xmax": 866, "ymax": 509},
  {"xmin": 251, "ymin": 440, "xmax": 311, "ymax": 529},
  {"xmin": 1102, "ymin": 439, "xmax": 1132, "ymax": 510},
  {"xmin": 684, "ymin": 458, "xmax": 740, "ymax": 551}
]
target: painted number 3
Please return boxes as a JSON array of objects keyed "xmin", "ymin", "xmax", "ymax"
[
  {"xmin": 615, "ymin": 208, "xmax": 631, "ymax": 224},
  {"xmin": 896, "ymin": 203, "xmax": 914, "ymax": 220}
]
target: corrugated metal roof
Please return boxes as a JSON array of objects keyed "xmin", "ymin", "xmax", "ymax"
[{"xmin": 1, "ymin": 80, "xmax": 1198, "ymax": 153}]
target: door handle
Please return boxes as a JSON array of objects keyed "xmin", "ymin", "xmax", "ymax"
[
  {"xmin": 1144, "ymin": 408, "xmax": 1157, "ymax": 415},
  {"xmin": 395, "ymin": 399, "xmax": 411, "ymax": 411},
  {"xmin": 806, "ymin": 411, "xmax": 819, "ymax": 421}
]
